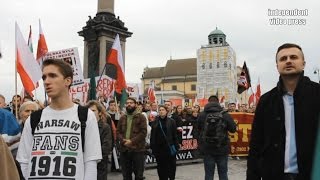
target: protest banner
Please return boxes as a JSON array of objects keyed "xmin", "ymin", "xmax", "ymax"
[{"xmin": 44, "ymin": 47, "xmax": 84, "ymax": 86}]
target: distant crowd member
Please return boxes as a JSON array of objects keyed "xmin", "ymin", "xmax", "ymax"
[
  {"xmin": 117, "ymin": 97, "xmax": 147, "ymax": 180},
  {"xmin": 198, "ymin": 95, "xmax": 237, "ymax": 180},
  {"xmin": 165, "ymin": 101, "xmax": 183, "ymax": 145},
  {"xmin": 18, "ymin": 101, "xmax": 39, "ymax": 130},
  {"xmin": 227, "ymin": 103, "xmax": 237, "ymax": 112},
  {"xmin": 108, "ymin": 100, "xmax": 119, "ymax": 127},
  {"xmin": 11, "ymin": 94, "xmax": 22, "ymax": 117},
  {"xmin": 151, "ymin": 102, "xmax": 158, "ymax": 112},
  {"xmin": 150, "ymin": 105, "xmax": 179, "ymax": 180},
  {"xmin": 107, "ymin": 99, "xmax": 120, "ymax": 172},
  {"xmin": 86, "ymin": 100, "xmax": 112, "ymax": 180},
  {"xmin": 17, "ymin": 59, "xmax": 102, "ymax": 180},
  {"xmin": 247, "ymin": 43, "xmax": 320, "ymax": 180},
  {"xmin": 0, "ymin": 94, "xmax": 7, "ymax": 108},
  {"xmin": 0, "ymin": 108, "xmax": 21, "ymax": 156}
]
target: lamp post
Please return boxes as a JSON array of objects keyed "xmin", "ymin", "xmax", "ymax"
[{"xmin": 314, "ymin": 68, "xmax": 320, "ymax": 83}]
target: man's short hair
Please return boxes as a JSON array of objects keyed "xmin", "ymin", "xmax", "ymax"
[
  {"xmin": 42, "ymin": 59, "xmax": 73, "ymax": 88},
  {"xmin": 158, "ymin": 105, "xmax": 169, "ymax": 112},
  {"xmin": 208, "ymin": 95, "xmax": 219, "ymax": 103},
  {"xmin": 127, "ymin": 97, "xmax": 137, "ymax": 104},
  {"xmin": 164, "ymin": 100, "xmax": 172, "ymax": 105},
  {"xmin": 276, "ymin": 43, "xmax": 304, "ymax": 61},
  {"xmin": 108, "ymin": 99, "xmax": 115, "ymax": 105},
  {"xmin": 12, "ymin": 94, "xmax": 21, "ymax": 101}
]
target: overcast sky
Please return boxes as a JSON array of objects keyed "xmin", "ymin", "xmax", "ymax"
[{"xmin": 0, "ymin": 0, "xmax": 319, "ymax": 101}]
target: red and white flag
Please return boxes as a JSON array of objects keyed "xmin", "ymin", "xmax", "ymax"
[
  {"xmin": 255, "ymin": 77, "xmax": 261, "ymax": 104},
  {"xmin": 220, "ymin": 92, "xmax": 225, "ymax": 104},
  {"xmin": 36, "ymin": 19, "xmax": 48, "ymax": 64},
  {"xmin": 248, "ymin": 88, "xmax": 255, "ymax": 107},
  {"xmin": 148, "ymin": 80, "xmax": 156, "ymax": 103},
  {"xmin": 15, "ymin": 22, "xmax": 42, "ymax": 96},
  {"xmin": 107, "ymin": 34, "xmax": 126, "ymax": 94}
]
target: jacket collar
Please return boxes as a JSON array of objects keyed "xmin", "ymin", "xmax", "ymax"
[{"xmin": 276, "ymin": 71, "xmax": 307, "ymax": 96}]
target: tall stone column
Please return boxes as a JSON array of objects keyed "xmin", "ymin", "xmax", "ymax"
[
  {"xmin": 79, "ymin": 0, "xmax": 132, "ymax": 100},
  {"xmin": 98, "ymin": 0, "xmax": 114, "ymax": 14}
]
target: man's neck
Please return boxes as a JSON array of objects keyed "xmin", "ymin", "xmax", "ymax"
[
  {"xmin": 49, "ymin": 94, "xmax": 74, "ymax": 110},
  {"xmin": 281, "ymin": 75, "xmax": 300, "ymax": 94}
]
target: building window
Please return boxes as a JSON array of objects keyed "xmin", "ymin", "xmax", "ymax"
[
  {"xmin": 191, "ymin": 84, "xmax": 196, "ymax": 91},
  {"xmin": 213, "ymin": 38, "xmax": 217, "ymax": 44},
  {"xmin": 172, "ymin": 85, "xmax": 177, "ymax": 90}
]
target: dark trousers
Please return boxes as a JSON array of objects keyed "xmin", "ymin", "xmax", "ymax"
[
  {"xmin": 120, "ymin": 151, "xmax": 145, "ymax": 180},
  {"xmin": 284, "ymin": 173, "xmax": 298, "ymax": 180},
  {"xmin": 204, "ymin": 154, "xmax": 228, "ymax": 180},
  {"xmin": 97, "ymin": 159, "xmax": 108, "ymax": 180},
  {"xmin": 155, "ymin": 154, "xmax": 177, "ymax": 180}
]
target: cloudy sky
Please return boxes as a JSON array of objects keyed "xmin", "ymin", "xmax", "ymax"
[{"xmin": 0, "ymin": 0, "xmax": 319, "ymax": 101}]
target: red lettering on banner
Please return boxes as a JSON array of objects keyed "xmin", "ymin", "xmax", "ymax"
[
  {"xmin": 180, "ymin": 139, "xmax": 198, "ymax": 150},
  {"xmin": 96, "ymin": 78, "xmax": 114, "ymax": 97}
]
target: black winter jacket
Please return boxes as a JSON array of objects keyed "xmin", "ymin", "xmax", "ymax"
[
  {"xmin": 197, "ymin": 102, "xmax": 237, "ymax": 155},
  {"xmin": 247, "ymin": 74, "xmax": 320, "ymax": 180}
]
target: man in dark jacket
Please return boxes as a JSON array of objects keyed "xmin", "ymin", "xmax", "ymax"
[
  {"xmin": 247, "ymin": 43, "xmax": 320, "ymax": 180},
  {"xmin": 198, "ymin": 95, "xmax": 237, "ymax": 180},
  {"xmin": 117, "ymin": 97, "xmax": 147, "ymax": 180}
]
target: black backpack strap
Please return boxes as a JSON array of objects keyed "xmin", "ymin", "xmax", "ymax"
[
  {"xmin": 77, "ymin": 105, "xmax": 88, "ymax": 152},
  {"xmin": 30, "ymin": 109, "xmax": 43, "ymax": 135}
]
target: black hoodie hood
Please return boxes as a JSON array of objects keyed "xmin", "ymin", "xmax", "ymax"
[{"xmin": 204, "ymin": 102, "xmax": 223, "ymax": 113}]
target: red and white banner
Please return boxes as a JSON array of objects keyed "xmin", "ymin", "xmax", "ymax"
[
  {"xmin": 44, "ymin": 47, "xmax": 84, "ymax": 86},
  {"xmin": 95, "ymin": 75, "xmax": 114, "ymax": 99},
  {"xmin": 69, "ymin": 78, "xmax": 90, "ymax": 105}
]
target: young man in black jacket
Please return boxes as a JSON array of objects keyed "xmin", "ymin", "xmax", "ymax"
[{"xmin": 247, "ymin": 43, "xmax": 320, "ymax": 180}]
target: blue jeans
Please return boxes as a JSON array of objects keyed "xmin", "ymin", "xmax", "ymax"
[{"xmin": 203, "ymin": 154, "xmax": 228, "ymax": 180}]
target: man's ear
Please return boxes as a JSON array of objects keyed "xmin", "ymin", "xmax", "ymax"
[{"xmin": 65, "ymin": 77, "xmax": 72, "ymax": 87}]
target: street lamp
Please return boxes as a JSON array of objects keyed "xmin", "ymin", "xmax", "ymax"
[{"xmin": 314, "ymin": 68, "xmax": 320, "ymax": 83}]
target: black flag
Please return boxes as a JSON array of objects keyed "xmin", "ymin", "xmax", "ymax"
[{"xmin": 237, "ymin": 61, "xmax": 251, "ymax": 94}]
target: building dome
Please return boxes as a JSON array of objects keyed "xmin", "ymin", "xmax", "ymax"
[
  {"xmin": 209, "ymin": 27, "xmax": 225, "ymax": 36},
  {"xmin": 208, "ymin": 27, "xmax": 227, "ymax": 46}
]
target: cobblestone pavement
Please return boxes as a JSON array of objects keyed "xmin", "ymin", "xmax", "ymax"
[{"xmin": 109, "ymin": 157, "xmax": 247, "ymax": 180}]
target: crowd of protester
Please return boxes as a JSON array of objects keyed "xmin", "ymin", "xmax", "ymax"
[{"xmin": 0, "ymin": 91, "xmax": 255, "ymax": 180}]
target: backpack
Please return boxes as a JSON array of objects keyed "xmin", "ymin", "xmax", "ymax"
[
  {"xmin": 202, "ymin": 110, "xmax": 228, "ymax": 148},
  {"xmin": 30, "ymin": 105, "xmax": 88, "ymax": 152}
]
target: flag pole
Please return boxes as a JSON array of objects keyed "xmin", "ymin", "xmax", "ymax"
[
  {"xmin": 96, "ymin": 63, "xmax": 108, "ymax": 89},
  {"xmin": 14, "ymin": 22, "xmax": 18, "ymax": 119}
]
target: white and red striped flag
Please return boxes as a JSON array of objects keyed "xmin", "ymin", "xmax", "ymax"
[
  {"xmin": 248, "ymin": 87, "xmax": 255, "ymax": 107},
  {"xmin": 36, "ymin": 19, "xmax": 48, "ymax": 64},
  {"xmin": 16, "ymin": 22, "xmax": 42, "ymax": 96},
  {"xmin": 107, "ymin": 34, "xmax": 126, "ymax": 94},
  {"xmin": 148, "ymin": 80, "xmax": 156, "ymax": 103},
  {"xmin": 255, "ymin": 77, "xmax": 261, "ymax": 104}
]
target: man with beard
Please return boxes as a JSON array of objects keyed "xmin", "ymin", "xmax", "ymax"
[
  {"xmin": 247, "ymin": 43, "xmax": 320, "ymax": 180},
  {"xmin": 116, "ymin": 97, "xmax": 147, "ymax": 180}
]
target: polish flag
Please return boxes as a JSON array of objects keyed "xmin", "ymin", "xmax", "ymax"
[
  {"xmin": 107, "ymin": 34, "xmax": 126, "ymax": 94},
  {"xmin": 36, "ymin": 19, "xmax": 48, "ymax": 64},
  {"xmin": 16, "ymin": 22, "xmax": 42, "ymax": 96},
  {"xmin": 248, "ymin": 87, "xmax": 255, "ymax": 107},
  {"xmin": 148, "ymin": 80, "xmax": 156, "ymax": 103},
  {"xmin": 220, "ymin": 92, "xmax": 225, "ymax": 104},
  {"xmin": 255, "ymin": 77, "xmax": 261, "ymax": 104}
]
